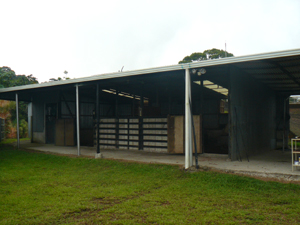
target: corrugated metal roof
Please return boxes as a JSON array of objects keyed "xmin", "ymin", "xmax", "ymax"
[
  {"xmin": 234, "ymin": 51, "xmax": 300, "ymax": 94},
  {"xmin": 1, "ymin": 48, "xmax": 300, "ymax": 95}
]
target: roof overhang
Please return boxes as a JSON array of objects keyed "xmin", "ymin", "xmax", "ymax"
[{"xmin": 1, "ymin": 48, "xmax": 300, "ymax": 99}]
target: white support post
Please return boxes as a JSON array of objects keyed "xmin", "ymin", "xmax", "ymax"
[
  {"xmin": 188, "ymin": 71, "xmax": 193, "ymax": 167},
  {"xmin": 185, "ymin": 69, "xmax": 193, "ymax": 169},
  {"xmin": 76, "ymin": 84, "xmax": 80, "ymax": 156},
  {"xmin": 16, "ymin": 93, "xmax": 20, "ymax": 149}
]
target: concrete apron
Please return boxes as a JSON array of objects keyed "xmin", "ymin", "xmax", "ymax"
[{"xmin": 15, "ymin": 140, "xmax": 300, "ymax": 182}]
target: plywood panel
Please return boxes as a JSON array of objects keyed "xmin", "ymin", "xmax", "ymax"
[
  {"xmin": 174, "ymin": 116, "xmax": 184, "ymax": 153},
  {"xmin": 55, "ymin": 119, "xmax": 65, "ymax": 146},
  {"xmin": 55, "ymin": 118, "xmax": 75, "ymax": 146},
  {"xmin": 168, "ymin": 115, "xmax": 202, "ymax": 154},
  {"xmin": 65, "ymin": 118, "xmax": 75, "ymax": 146}
]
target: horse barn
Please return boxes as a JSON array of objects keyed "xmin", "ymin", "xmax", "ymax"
[{"xmin": 1, "ymin": 48, "xmax": 300, "ymax": 169}]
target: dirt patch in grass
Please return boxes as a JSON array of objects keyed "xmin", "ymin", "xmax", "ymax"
[
  {"xmin": 92, "ymin": 196, "xmax": 123, "ymax": 205},
  {"xmin": 62, "ymin": 193, "xmax": 155, "ymax": 223}
]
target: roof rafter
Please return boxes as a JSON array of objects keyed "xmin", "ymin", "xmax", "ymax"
[{"xmin": 269, "ymin": 61, "xmax": 300, "ymax": 88}]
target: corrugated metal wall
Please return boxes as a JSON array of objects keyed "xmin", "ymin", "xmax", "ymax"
[
  {"xmin": 80, "ymin": 102, "xmax": 94, "ymax": 129},
  {"xmin": 61, "ymin": 101, "xmax": 75, "ymax": 118},
  {"xmin": 229, "ymin": 65, "xmax": 277, "ymax": 160},
  {"xmin": 33, "ymin": 103, "xmax": 44, "ymax": 132}
]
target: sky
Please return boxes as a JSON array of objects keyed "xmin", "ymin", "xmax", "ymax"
[{"xmin": 1, "ymin": 0, "xmax": 300, "ymax": 82}]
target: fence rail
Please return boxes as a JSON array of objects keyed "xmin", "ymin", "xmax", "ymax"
[{"xmin": 94, "ymin": 117, "xmax": 168, "ymax": 152}]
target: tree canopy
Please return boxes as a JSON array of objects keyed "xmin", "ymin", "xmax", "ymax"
[
  {"xmin": 0, "ymin": 67, "xmax": 38, "ymax": 88},
  {"xmin": 47, "ymin": 70, "xmax": 71, "ymax": 82},
  {"xmin": 178, "ymin": 48, "xmax": 234, "ymax": 64},
  {"xmin": 0, "ymin": 66, "xmax": 39, "ymax": 138},
  {"xmin": 49, "ymin": 76, "xmax": 70, "ymax": 82}
]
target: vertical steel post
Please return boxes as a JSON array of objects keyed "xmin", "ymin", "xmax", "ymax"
[
  {"xmin": 188, "ymin": 70, "xmax": 193, "ymax": 167},
  {"xmin": 185, "ymin": 69, "xmax": 192, "ymax": 169},
  {"xmin": 96, "ymin": 84, "xmax": 100, "ymax": 154},
  {"xmin": 115, "ymin": 88, "xmax": 119, "ymax": 149},
  {"xmin": 76, "ymin": 84, "xmax": 80, "ymax": 156},
  {"xmin": 132, "ymin": 95, "xmax": 135, "ymax": 117},
  {"xmin": 200, "ymin": 76, "xmax": 204, "ymax": 154},
  {"xmin": 58, "ymin": 90, "xmax": 62, "ymax": 119},
  {"xmin": 283, "ymin": 97, "xmax": 289, "ymax": 152},
  {"xmin": 168, "ymin": 94, "xmax": 172, "ymax": 115},
  {"xmin": 189, "ymin": 96, "xmax": 199, "ymax": 168},
  {"xmin": 139, "ymin": 89, "xmax": 144, "ymax": 150},
  {"xmin": 167, "ymin": 82, "xmax": 171, "ymax": 115},
  {"xmin": 16, "ymin": 93, "xmax": 20, "ymax": 149},
  {"xmin": 283, "ymin": 98, "xmax": 286, "ymax": 152}
]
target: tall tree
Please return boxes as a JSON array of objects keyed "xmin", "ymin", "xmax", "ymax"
[
  {"xmin": 178, "ymin": 48, "xmax": 234, "ymax": 64},
  {"xmin": 49, "ymin": 76, "xmax": 70, "ymax": 82},
  {"xmin": 0, "ymin": 67, "xmax": 38, "ymax": 88},
  {"xmin": 48, "ymin": 71, "xmax": 70, "ymax": 82}
]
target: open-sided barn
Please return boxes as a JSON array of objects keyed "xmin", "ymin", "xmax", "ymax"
[{"xmin": 1, "ymin": 48, "xmax": 300, "ymax": 169}]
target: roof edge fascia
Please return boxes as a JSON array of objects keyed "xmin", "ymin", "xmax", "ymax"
[{"xmin": 1, "ymin": 48, "xmax": 300, "ymax": 93}]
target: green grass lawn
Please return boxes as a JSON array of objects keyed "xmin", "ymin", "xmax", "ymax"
[
  {"xmin": 0, "ymin": 138, "xmax": 30, "ymax": 145},
  {"xmin": 1, "ymin": 145, "xmax": 300, "ymax": 224}
]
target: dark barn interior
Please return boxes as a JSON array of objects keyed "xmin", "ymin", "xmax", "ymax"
[{"xmin": 24, "ymin": 68, "xmax": 229, "ymax": 154}]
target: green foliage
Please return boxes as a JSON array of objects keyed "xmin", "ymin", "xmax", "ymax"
[
  {"xmin": 1, "ymin": 148, "xmax": 300, "ymax": 224},
  {"xmin": 49, "ymin": 71, "xmax": 70, "ymax": 82},
  {"xmin": 0, "ymin": 67, "xmax": 38, "ymax": 88},
  {"xmin": 0, "ymin": 100, "xmax": 28, "ymax": 138},
  {"xmin": 0, "ymin": 67, "xmax": 38, "ymax": 138},
  {"xmin": 19, "ymin": 119, "xmax": 28, "ymax": 138},
  {"xmin": 179, "ymin": 48, "xmax": 234, "ymax": 64},
  {"xmin": 4, "ymin": 101, "xmax": 28, "ymax": 123},
  {"xmin": 0, "ymin": 67, "xmax": 15, "ymax": 88},
  {"xmin": 49, "ymin": 76, "xmax": 70, "ymax": 82},
  {"xmin": 0, "ymin": 67, "xmax": 38, "ymax": 122}
]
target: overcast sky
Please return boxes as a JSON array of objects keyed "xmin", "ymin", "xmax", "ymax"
[{"xmin": 1, "ymin": 0, "xmax": 300, "ymax": 82}]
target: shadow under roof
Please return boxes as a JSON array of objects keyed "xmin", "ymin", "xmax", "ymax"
[{"xmin": 1, "ymin": 48, "xmax": 300, "ymax": 101}]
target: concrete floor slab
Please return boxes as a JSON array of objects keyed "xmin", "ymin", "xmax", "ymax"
[{"xmin": 15, "ymin": 140, "xmax": 300, "ymax": 182}]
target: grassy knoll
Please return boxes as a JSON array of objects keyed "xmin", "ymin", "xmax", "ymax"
[{"xmin": 1, "ymin": 145, "xmax": 300, "ymax": 224}]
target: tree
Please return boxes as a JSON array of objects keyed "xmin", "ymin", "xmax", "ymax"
[
  {"xmin": 0, "ymin": 67, "xmax": 38, "ymax": 88},
  {"xmin": 49, "ymin": 76, "xmax": 70, "ymax": 82},
  {"xmin": 48, "ymin": 71, "xmax": 70, "ymax": 82},
  {"xmin": 0, "ymin": 67, "xmax": 38, "ymax": 139},
  {"xmin": 178, "ymin": 48, "xmax": 234, "ymax": 64}
]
